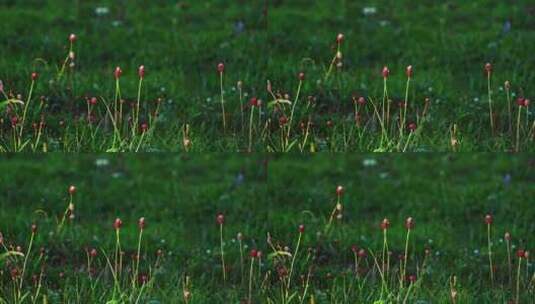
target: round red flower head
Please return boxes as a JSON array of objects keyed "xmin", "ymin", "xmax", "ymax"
[
  {"xmin": 138, "ymin": 65, "xmax": 145, "ymax": 79},
  {"xmin": 516, "ymin": 249, "xmax": 526, "ymax": 259},
  {"xmin": 279, "ymin": 116, "xmax": 288, "ymax": 126},
  {"xmin": 336, "ymin": 185, "xmax": 344, "ymax": 197},
  {"xmin": 382, "ymin": 66, "xmax": 389, "ymax": 78},
  {"xmin": 249, "ymin": 97, "xmax": 258, "ymax": 107},
  {"xmin": 68, "ymin": 185, "xmax": 76, "ymax": 195},
  {"xmin": 405, "ymin": 217, "xmax": 414, "ymax": 230},
  {"xmin": 484, "ymin": 214, "xmax": 493, "ymax": 225},
  {"xmin": 298, "ymin": 72, "xmax": 305, "ymax": 81},
  {"xmin": 217, "ymin": 63, "xmax": 225, "ymax": 73},
  {"xmin": 380, "ymin": 218, "xmax": 390, "ymax": 230},
  {"xmin": 31, "ymin": 72, "xmax": 39, "ymax": 81},
  {"xmin": 114, "ymin": 67, "xmax": 122, "ymax": 79},
  {"xmin": 69, "ymin": 33, "xmax": 77, "ymax": 43},
  {"xmin": 408, "ymin": 122, "xmax": 417, "ymax": 132},
  {"xmin": 357, "ymin": 96, "xmax": 366, "ymax": 105},
  {"xmin": 140, "ymin": 123, "xmax": 148, "ymax": 133},
  {"xmin": 113, "ymin": 218, "xmax": 123, "ymax": 230},
  {"xmin": 298, "ymin": 224, "xmax": 305, "ymax": 233},
  {"xmin": 31, "ymin": 224, "xmax": 38, "ymax": 234},
  {"xmin": 250, "ymin": 249, "xmax": 258, "ymax": 258},
  {"xmin": 216, "ymin": 213, "xmax": 225, "ymax": 225}
]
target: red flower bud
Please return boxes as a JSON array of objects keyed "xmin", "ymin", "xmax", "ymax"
[
  {"xmin": 336, "ymin": 33, "xmax": 344, "ymax": 44},
  {"xmin": 31, "ymin": 224, "xmax": 37, "ymax": 234},
  {"xmin": 485, "ymin": 63, "xmax": 492, "ymax": 75},
  {"xmin": 90, "ymin": 97, "xmax": 97, "ymax": 105},
  {"xmin": 113, "ymin": 218, "xmax": 122, "ymax": 230},
  {"xmin": 140, "ymin": 123, "xmax": 148, "ymax": 133},
  {"xmin": 138, "ymin": 217, "xmax": 146, "ymax": 230},
  {"xmin": 405, "ymin": 217, "xmax": 414, "ymax": 230},
  {"xmin": 216, "ymin": 213, "xmax": 225, "ymax": 225},
  {"xmin": 484, "ymin": 214, "xmax": 493, "ymax": 225},
  {"xmin": 114, "ymin": 67, "xmax": 122, "ymax": 79},
  {"xmin": 250, "ymin": 249, "xmax": 258, "ymax": 258},
  {"xmin": 516, "ymin": 249, "xmax": 526, "ymax": 259},
  {"xmin": 217, "ymin": 63, "xmax": 225, "ymax": 73},
  {"xmin": 31, "ymin": 72, "xmax": 39, "ymax": 81},
  {"xmin": 69, "ymin": 33, "xmax": 77, "ymax": 43},
  {"xmin": 279, "ymin": 116, "xmax": 288, "ymax": 126},
  {"xmin": 380, "ymin": 218, "xmax": 390, "ymax": 230},
  {"xmin": 68, "ymin": 185, "xmax": 76, "ymax": 195},
  {"xmin": 298, "ymin": 72, "xmax": 305, "ymax": 81},
  {"xmin": 382, "ymin": 66, "xmax": 389, "ymax": 78},
  {"xmin": 406, "ymin": 65, "xmax": 413, "ymax": 78},
  {"xmin": 336, "ymin": 185, "xmax": 344, "ymax": 197},
  {"xmin": 408, "ymin": 122, "xmax": 417, "ymax": 132},
  {"xmin": 357, "ymin": 249, "xmax": 367, "ymax": 258},
  {"xmin": 90, "ymin": 248, "xmax": 98, "ymax": 258},
  {"xmin": 357, "ymin": 96, "xmax": 366, "ymax": 105},
  {"xmin": 138, "ymin": 65, "xmax": 145, "ymax": 79},
  {"xmin": 517, "ymin": 98, "xmax": 529, "ymax": 107},
  {"xmin": 298, "ymin": 224, "xmax": 305, "ymax": 233},
  {"xmin": 249, "ymin": 97, "xmax": 258, "ymax": 107}
]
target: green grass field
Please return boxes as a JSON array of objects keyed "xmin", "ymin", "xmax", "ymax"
[
  {"xmin": 0, "ymin": 154, "xmax": 533, "ymax": 302},
  {"xmin": 0, "ymin": 1, "xmax": 533, "ymax": 151}
]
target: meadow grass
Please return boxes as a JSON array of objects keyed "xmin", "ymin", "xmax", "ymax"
[
  {"xmin": 0, "ymin": 154, "xmax": 533, "ymax": 302},
  {"xmin": 0, "ymin": 1, "xmax": 534, "ymax": 151}
]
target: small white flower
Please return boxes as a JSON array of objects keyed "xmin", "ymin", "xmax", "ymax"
[
  {"xmin": 363, "ymin": 158, "xmax": 377, "ymax": 167},
  {"xmin": 95, "ymin": 7, "xmax": 110, "ymax": 16},
  {"xmin": 362, "ymin": 7, "xmax": 377, "ymax": 16},
  {"xmin": 95, "ymin": 158, "xmax": 110, "ymax": 167}
]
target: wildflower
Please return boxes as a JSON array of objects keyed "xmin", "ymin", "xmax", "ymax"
[
  {"xmin": 69, "ymin": 33, "xmax": 77, "ymax": 43},
  {"xmin": 380, "ymin": 218, "xmax": 390, "ymax": 230},
  {"xmin": 406, "ymin": 65, "xmax": 413, "ymax": 78},
  {"xmin": 114, "ymin": 67, "xmax": 122, "ymax": 79},
  {"xmin": 405, "ymin": 217, "xmax": 414, "ymax": 230},
  {"xmin": 485, "ymin": 63, "xmax": 492, "ymax": 75},
  {"xmin": 216, "ymin": 213, "xmax": 225, "ymax": 225},
  {"xmin": 298, "ymin": 224, "xmax": 305, "ymax": 233},
  {"xmin": 298, "ymin": 72, "xmax": 305, "ymax": 81},
  {"xmin": 113, "ymin": 218, "xmax": 123, "ymax": 230},
  {"xmin": 138, "ymin": 217, "xmax": 146, "ymax": 230},
  {"xmin": 382, "ymin": 66, "xmax": 389, "ymax": 78},
  {"xmin": 485, "ymin": 214, "xmax": 493, "ymax": 225},
  {"xmin": 68, "ymin": 185, "xmax": 76, "ymax": 195},
  {"xmin": 217, "ymin": 63, "xmax": 225, "ymax": 73},
  {"xmin": 138, "ymin": 65, "xmax": 145, "ymax": 79},
  {"xmin": 336, "ymin": 185, "xmax": 344, "ymax": 197},
  {"xmin": 31, "ymin": 72, "xmax": 39, "ymax": 81},
  {"xmin": 336, "ymin": 33, "xmax": 344, "ymax": 44}
]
